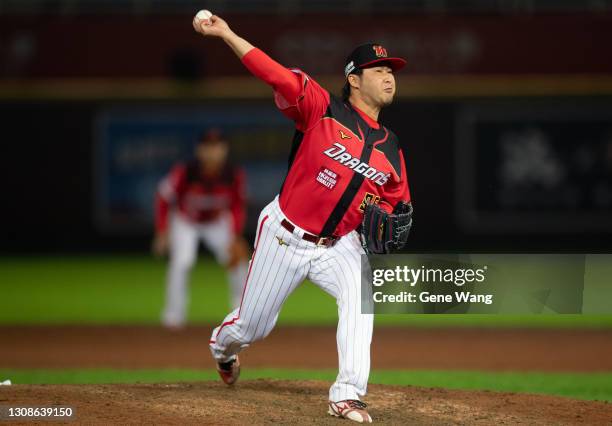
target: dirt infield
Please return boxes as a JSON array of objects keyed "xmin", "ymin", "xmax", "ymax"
[
  {"xmin": 1, "ymin": 326, "xmax": 612, "ymax": 424},
  {"xmin": 1, "ymin": 325, "xmax": 611, "ymax": 370},
  {"xmin": 2, "ymin": 380, "xmax": 612, "ymax": 425}
]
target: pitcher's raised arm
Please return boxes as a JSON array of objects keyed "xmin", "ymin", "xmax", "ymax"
[{"xmin": 193, "ymin": 13, "xmax": 329, "ymax": 130}]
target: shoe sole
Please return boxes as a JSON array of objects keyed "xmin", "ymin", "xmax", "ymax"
[{"xmin": 328, "ymin": 406, "xmax": 340, "ymax": 417}]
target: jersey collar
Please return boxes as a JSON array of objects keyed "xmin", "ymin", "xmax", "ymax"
[{"xmin": 350, "ymin": 102, "xmax": 381, "ymax": 129}]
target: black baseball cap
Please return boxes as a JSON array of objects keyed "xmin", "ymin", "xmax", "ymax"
[
  {"xmin": 198, "ymin": 128, "xmax": 225, "ymax": 145},
  {"xmin": 344, "ymin": 43, "xmax": 407, "ymax": 77}
]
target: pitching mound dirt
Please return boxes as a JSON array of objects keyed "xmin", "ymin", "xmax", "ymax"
[{"xmin": 2, "ymin": 380, "xmax": 611, "ymax": 425}]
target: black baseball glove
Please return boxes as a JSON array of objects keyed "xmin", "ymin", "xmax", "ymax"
[{"xmin": 360, "ymin": 201, "xmax": 413, "ymax": 254}]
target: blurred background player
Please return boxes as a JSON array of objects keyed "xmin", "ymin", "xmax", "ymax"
[{"xmin": 153, "ymin": 129, "xmax": 249, "ymax": 328}]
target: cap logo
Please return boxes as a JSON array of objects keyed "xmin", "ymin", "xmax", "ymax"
[
  {"xmin": 372, "ymin": 45, "xmax": 388, "ymax": 58},
  {"xmin": 344, "ymin": 60, "xmax": 356, "ymax": 77}
]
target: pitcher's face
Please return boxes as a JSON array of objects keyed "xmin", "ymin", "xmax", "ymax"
[{"xmin": 359, "ymin": 65, "xmax": 396, "ymax": 107}]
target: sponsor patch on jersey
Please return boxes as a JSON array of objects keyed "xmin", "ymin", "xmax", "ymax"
[
  {"xmin": 316, "ymin": 167, "xmax": 340, "ymax": 190},
  {"xmin": 359, "ymin": 192, "xmax": 381, "ymax": 211},
  {"xmin": 323, "ymin": 142, "xmax": 390, "ymax": 186}
]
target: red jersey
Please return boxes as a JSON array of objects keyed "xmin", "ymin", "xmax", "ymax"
[
  {"xmin": 155, "ymin": 161, "xmax": 246, "ymax": 235},
  {"xmin": 242, "ymin": 48, "xmax": 410, "ymax": 237}
]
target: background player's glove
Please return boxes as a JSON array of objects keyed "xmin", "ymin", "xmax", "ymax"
[
  {"xmin": 152, "ymin": 232, "xmax": 169, "ymax": 258},
  {"xmin": 228, "ymin": 236, "xmax": 249, "ymax": 268},
  {"xmin": 360, "ymin": 201, "xmax": 413, "ymax": 255}
]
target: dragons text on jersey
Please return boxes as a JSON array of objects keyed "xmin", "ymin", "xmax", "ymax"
[{"xmin": 323, "ymin": 142, "xmax": 390, "ymax": 186}]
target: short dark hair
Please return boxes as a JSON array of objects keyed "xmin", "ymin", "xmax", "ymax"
[{"xmin": 341, "ymin": 68, "xmax": 363, "ymax": 102}]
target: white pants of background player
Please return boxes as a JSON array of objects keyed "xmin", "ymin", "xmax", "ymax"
[
  {"xmin": 162, "ymin": 212, "xmax": 248, "ymax": 328},
  {"xmin": 209, "ymin": 196, "xmax": 373, "ymax": 402}
]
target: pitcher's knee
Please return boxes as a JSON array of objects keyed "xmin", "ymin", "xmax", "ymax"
[
  {"xmin": 234, "ymin": 321, "xmax": 274, "ymax": 344},
  {"xmin": 238, "ymin": 328, "xmax": 262, "ymax": 344}
]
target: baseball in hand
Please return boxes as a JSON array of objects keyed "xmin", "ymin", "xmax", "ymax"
[{"xmin": 195, "ymin": 9, "xmax": 213, "ymax": 26}]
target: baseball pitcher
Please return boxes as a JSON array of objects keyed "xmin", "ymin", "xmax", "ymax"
[
  {"xmin": 194, "ymin": 13, "xmax": 412, "ymax": 423},
  {"xmin": 153, "ymin": 129, "xmax": 249, "ymax": 329}
]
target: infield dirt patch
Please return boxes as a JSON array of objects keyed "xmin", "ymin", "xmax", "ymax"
[
  {"xmin": 2, "ymin": 380, "xmax": 611, "ymax": 425},
  {"xmin": 1, "ymin": 326, "xmax": 611, "ymax": 371},
  {"xmin": 2, "ymin": 326, "xmax": 611, "ymax": 424}
]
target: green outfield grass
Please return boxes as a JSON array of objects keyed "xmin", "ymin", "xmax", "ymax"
[
  {"xmin": 1, "ymin": 255, "xmax": 611, "ymax": 327},
  {"xmin": 1, "ymin": 368, "xmax": 610, "ymax": 402}
]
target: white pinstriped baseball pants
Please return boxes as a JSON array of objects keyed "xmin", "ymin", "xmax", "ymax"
[{"xmin": 209, "ymin": 195, "xmax": 373, "ymax": 402}]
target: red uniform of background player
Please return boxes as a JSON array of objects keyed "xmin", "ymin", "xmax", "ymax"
[{"xmin": 153, "ymin": 129, "xmax": 249, "ymax": 328}]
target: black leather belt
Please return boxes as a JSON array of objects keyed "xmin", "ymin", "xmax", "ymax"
[{"xmin": 281, "ymin": 219, "xmax": 339, "ymax": 248}]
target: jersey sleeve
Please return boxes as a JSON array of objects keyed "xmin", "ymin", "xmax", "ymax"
[
  {"xmin": 229, "ymin": 167, "xmax": 247, "ymax": 235},
  {"xmin": 241, "ymin": 48, "xmax": 330, "ymax": 131},
  {"xmin": 380, "ymin": 148, "xmax": 411, "ymax": 213},
  {"xmin": 154, "ymin": 164, "xmax": 187, "ymax": 233},
  {"xmin": 274, "ymin": 69, "xmax": 330, "ymax": 131}
]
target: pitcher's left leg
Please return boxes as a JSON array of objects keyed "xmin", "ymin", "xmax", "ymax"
[{"xmin": 311, "ymin": 231, "xmax": 373, "ymax": 402}]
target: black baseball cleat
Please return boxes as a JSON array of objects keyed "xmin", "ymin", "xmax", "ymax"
[{"xmin": 216, "ymin": 356, "xmax": 240, "ymax": 385}]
